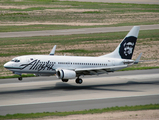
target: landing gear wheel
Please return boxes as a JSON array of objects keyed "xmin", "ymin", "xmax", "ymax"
[
  {"xmin": 18, "ymin": 77, "xmax": 22, "ymax": 81},
  {"xmin": 76, "ymin": 78, "xmax": 83, "ymax": 84},
  {"xmin": 62, "ymin": 79, "xmax": 69, "ymax": 82}
]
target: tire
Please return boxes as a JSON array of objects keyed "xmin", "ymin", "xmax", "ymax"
[
  {"xmin": 62, "ymin": 79, "xmax": 69, "ymax": 82},
  {"xmin": 18, "ymin": 77, "xmax": 22, "ymax": 81},
  {"xmin": 76, "ymin": 78, "xmax": 83, "ymax": 84}
]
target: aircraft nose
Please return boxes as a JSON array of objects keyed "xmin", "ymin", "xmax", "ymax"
[{"xmin": 4, "ymin": 62, "xmax": 12, "ymax": 69}]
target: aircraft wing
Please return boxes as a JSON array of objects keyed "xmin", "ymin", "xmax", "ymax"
[{"xmin": 75, "ymin": 65, "xmax": 128, "ymax": 75}]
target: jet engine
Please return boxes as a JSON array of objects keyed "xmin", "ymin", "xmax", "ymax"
[{"xmin": 56, "ymin": 69, "xmax": 76, "ymax": 79}]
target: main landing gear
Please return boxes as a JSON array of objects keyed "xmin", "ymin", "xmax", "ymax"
[
  {"xmin": 61, "ymin": 78, "xmax": 83, "ymax": 84},
  {"xmin": 76, "ymin": 78, "xmax": 83, "ymax": 84},
  {"xmin": 62, "ymin": 79, "xmax": 69, "ymax": 82}
]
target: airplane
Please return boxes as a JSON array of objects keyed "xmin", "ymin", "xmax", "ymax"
[{"xmin": 4, "ymin": 26, "xmax": 141, "ymax": 84}]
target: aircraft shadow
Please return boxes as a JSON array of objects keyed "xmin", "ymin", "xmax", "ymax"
[{"xmin": 0, "ymin": 80, "xmax": 159, "ymax": 95}]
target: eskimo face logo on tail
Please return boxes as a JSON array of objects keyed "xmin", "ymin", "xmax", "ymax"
[
  {"xmin": 119, "ymin": 36, "xmax": 137, "ymax": 59},
  {"xmin": 124, "ymin": 42, "xmax": 134, "ymax": 56}
]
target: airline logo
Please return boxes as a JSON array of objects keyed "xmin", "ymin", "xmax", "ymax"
[
  {"xmin": 119, "ymin": 36, "xmax": 137, "ymax": 59},
  {"xmin": 20, "ymin": 60, "xmax": 55, "ymax": 71}
]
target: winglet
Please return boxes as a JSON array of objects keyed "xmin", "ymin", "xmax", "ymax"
[
  {"xmin": 50, "ymin": 45, "xmax": 56, "ymax": 55},
  {"xmin": 134, "ymin": 53, "xmax": 142, "ymax": 64}
]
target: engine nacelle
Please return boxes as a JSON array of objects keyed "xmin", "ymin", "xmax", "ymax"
[{"xmin": 56, "ymin": 69, "xmax": 76, "ymax": 79}]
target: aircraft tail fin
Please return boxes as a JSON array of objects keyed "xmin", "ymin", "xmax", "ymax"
[{"xmin": 100, "ymin": 26, "xmax": 140, "ymax": 59}]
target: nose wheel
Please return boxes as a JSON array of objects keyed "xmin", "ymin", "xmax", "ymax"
[
  {"xmin": 18, "ymin": 76, "xmax": 23, "ymax": 81},
  {"xmin": 76, "ymin": 78, "xmax": 83, "ymax": 84}
]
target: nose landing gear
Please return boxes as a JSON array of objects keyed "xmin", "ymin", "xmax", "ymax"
[
  {"xmin": 13, "ymin": 72, "xmax": 22, "ymax": 81},
  {"xmin": 18, "ymin": 76, "xmax": 23, "ymax": 81}
]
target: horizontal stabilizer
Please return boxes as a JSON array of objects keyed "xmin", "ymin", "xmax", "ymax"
[{"xmin": 134, "ymin": 53, "xmax": 142, "ymax": 64}]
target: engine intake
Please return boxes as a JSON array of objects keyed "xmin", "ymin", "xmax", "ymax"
[{"xmin": 56, "ymin": 69, "xmax": 76, "ymax": 79}]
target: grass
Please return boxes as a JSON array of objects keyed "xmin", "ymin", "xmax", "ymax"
[
  {"xmin": 0, "ymin": 25, "xmax": 92, "ymax": 32},
  {"xmin": 120, "ymin": 66, "xmax": 159, "ymax": 71},
  {"xmin": 0, "ymin": 0, "xmax": 159, "ymax": 32},
  {"xmin": 58, "ymin": 49, "xmax": 103, "ymax": 54},
  {"xmin": 0, "ymin": 74, "xmax": 35, "ymax": 79},
  {"xmin": 0, "ymin": 29, "xmax": 158, "ymax": 57},
  {"xmin": 0, "ymin": 29, "xmax": 158, "ymax": 45},
  {"xmin": 0, "ymin": 104, "xmax": 158, "ymax": 119}
]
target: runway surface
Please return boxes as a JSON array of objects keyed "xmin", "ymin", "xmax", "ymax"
[
  {"xmin": 0, "ymin": 24, "xmax": 159, "ymax": 38},
  {"xmin": 0, "ymin": 69, "xmax": 159, "ymax": 115}
]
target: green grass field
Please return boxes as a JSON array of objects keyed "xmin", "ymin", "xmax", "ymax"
[
  {"xmin": 0, "ymin": 104, "xmax": 158, "ymax": 119},
  {"xmin": 0, "ymin": 0, "xmax": 159, "ymax": 32},
  {"xmin": 0, "ymin": 29, "xmax": 158, "ymax": 56}
]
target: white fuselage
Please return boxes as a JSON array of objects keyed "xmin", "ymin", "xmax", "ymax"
[{"xmin": 4, "ymin": 55, "xmax": 128, "ymax": 75}]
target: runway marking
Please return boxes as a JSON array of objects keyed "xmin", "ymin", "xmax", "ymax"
[{"xmin": 0, "ymin": 94, "xmax": 159, "ymax": 107}]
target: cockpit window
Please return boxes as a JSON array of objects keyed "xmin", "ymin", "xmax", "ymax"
[
  {"xmin": 11, "ymin": 59, "xmax": 20, "ymax": 62},
  {"xmin": 15, "ymin": 59, "xmax": 20, "ymax": 62}
]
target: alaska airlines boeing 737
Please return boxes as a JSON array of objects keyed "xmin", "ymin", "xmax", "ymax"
[{"xmin": 4, "ymin": 26, "xmax": 142, "ymax": 84}]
